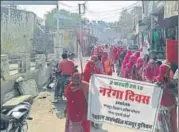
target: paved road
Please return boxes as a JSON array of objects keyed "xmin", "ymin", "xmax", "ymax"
[
  {"xmin": 50, "ymin": 57, "xmax": 137, "ymax": 132},
  {"xmin": 28, "ymin": 57, "xmax": 177, "ymax": 132},
  {"xmin": 28, "ymin": 91, "xmax": 137, "ymax": 132}
]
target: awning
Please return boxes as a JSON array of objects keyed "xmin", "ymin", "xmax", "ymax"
[{"xmin": 157, "ymin": 15, "xmax": 178, "ymax": 28}]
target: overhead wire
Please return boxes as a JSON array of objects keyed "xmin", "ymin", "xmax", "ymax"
[
  {"xmin": 84, "ymin": 1, "xmax": 141, "ymax": 21},
  {"xmin": 85, "ymin": 1, "xmax": 140, "ymax": 15},
  {"xmin": 58, "ymin": 1, "xmax": 79, "ymax": 12},
  {"xmin": 96, "ymin": 4, "xmax": 139, "ymax": 20}
]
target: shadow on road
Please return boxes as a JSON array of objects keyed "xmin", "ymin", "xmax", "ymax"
[
  {"xmin": 52, "ymin": 99, "xmax": 66, "ymax": 119},
  {"xmin": 91, "ymin": 127, "xmax": 108, "ymax": 132}
]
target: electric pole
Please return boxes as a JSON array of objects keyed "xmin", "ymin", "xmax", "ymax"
[
  {"xmin": 55, "ymin": 2, "xmax": 62, "ymax": 60},
  {"xmin": 78, "ymin": 2, "xmax": 86, "ymax": 73}
]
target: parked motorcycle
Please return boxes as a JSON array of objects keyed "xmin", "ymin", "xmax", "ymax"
[{"xmin": 1, "ymin": 102, "xmax": 33, "ymax": 132}]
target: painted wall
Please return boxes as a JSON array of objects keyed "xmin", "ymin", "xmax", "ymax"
[{"xmin": 1, "ymin": 7, "xmax": 36, "ymax": 57}]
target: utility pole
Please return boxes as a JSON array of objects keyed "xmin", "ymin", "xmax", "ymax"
[
  {"xmin": 56, "ymin": 2, "xmax": 62, "ymax": 60},
  {"xmin": 78, "ymin": 2, "xmax": 86, "ymax": 73}
]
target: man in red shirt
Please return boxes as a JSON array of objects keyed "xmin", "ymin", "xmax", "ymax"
[{"xmin": 53, "ymin": 53, "xmax": 75, "ymax": 102}]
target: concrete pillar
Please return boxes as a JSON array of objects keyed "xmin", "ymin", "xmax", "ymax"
[
  {"xmin": 35, "ymin": 54, "xmax": 46, "ymax": 68},
  {"xmin": 47, "ymin": 53, "xmax": 56, "ymax": 62},
  {"xmin": 1, "ymin": 54, "xmax": 9, "ymax": 79},
  {"xmin": 19, "ymin": 53, "xmax": 30, "ymax": 73}
]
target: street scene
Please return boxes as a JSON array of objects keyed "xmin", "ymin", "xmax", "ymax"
[{"xmin": 1, "ymin": 1, "xmax": 178, "ymax": 132}]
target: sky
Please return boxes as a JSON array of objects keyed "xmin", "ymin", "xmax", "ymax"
[{"xmin": 18, "ymin": 1, "xmax": 139, "ymax": 22}]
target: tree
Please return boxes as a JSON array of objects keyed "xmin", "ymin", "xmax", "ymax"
[
  {"xmin": 45, "ymin": 8, "xmax": 87, "ymax": 31},
  {"xmin": 117, "ymin": 9, "xmax": 134, "ymax": 38}
]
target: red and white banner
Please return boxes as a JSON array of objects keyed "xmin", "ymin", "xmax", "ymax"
[{"xmin": 88, "ymin": 74, "xmax": 162, "ymax": 132}]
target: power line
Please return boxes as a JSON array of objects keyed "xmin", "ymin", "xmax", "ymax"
[
  {"xmin": 86, "ymin": 1, "xmax": 140, "ymax": 15},
  {"xmin": 58, "ymin": 1, "xmax": 79, "ymax": 12},
  {"xmin": 58, "ymin": 2, "xmax": 77, "ymax": 8},
  {"xmin": 86, "ymin": 2, "xmax": 140, "ymax": 20}
]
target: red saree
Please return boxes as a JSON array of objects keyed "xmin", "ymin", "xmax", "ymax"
[
  {"xmin": 144, "ymin": 59, "xmax": 158, "ymax": 82},
  {"xmin": 155, "ymin": 64, "xmax": 177, "ymax": 132},
  {"xmin": 83, "ymin": 61, "xmax": 99, "ymax": 82},
  {"xmin": 133, "ymin": 57, "xmax": 144, "ymax": 81},
  {"xmin": 125, "ymin": 56, "xmax": 137, "ymax": 79},
  {"xmin": 121, "ymin": 50, "xmax": 132, "ymax": 77},
  {"xmin": 65, "ymin": 82, "xmax": 90, "ymax": 132}
]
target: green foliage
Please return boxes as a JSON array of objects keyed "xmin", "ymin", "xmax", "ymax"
[
  {"xmin": 45, "ymin": 8, "xmax": 82, "ymax": 30},
  {"xmin": 117, "ymin": 9, "xmax": 134, "ymax": 37}
]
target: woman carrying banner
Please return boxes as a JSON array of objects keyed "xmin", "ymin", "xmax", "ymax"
[
  {"xmin": 65, "ymin": 72, "xmax": 90, "ymax": 132},
  {"xmin": 155, "ymin": 64, "xmax": 177, "ymax": 132}
]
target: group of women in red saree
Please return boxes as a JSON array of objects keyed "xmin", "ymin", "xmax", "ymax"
[
  {"xmin": 65, "ymin": 44, "xmax": 178, "ymax": 132},
  {"xmin": 117, "ymin": 47, "xmax": 177, "ymax": 132},
  {"xmin": 65, "ymin": 45, "xmax": 115, "ymax": 132}
]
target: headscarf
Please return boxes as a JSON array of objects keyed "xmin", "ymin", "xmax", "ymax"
[
  {"xmin": 122, "ymin": 50, "xmax": 132, "ymax": 67},
  {"xmin": 126, "ymin": 55, "xmax": 137, "ymax": 71},
  {"xmin": 136, "ymin": 57, "xmax": 144, "ymax": 70},
  {"xmin": 123, "ymin": 55, "xmax": 136, "ymax": 78},
  {"xmin": 71, "ymin": 72, "xmax": 82, "ymax": 86},
  {"xmin": 156, "ymin": 64, "xmax": 173, "ymax": 82},
  {"xmin": 83, "ymin": 61, "xmax": 96, "ymax": 82},
  {"xmin": 91, "ymin": 55, "xmax": 98, "ymax": 63},
  {"xmin": 133, "ymin": 51, "xmax": 140, "ymax": 60},
  {"xmin": 144, "ymin": 58, "xmax": 159, "ymax": 82},
  {"xmin": 121, "ymin": 50, "xmax": 132, "ymax": 77}
]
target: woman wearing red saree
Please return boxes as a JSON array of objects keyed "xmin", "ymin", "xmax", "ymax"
[
  {"xmin": 83, "ymin": 60, "xmax": 99, "ymax": 83},
  {"xmin": 143, "ymin": 51, "xmax": 158, "ymax": 82},
  {"xmin": 125, "ymin": 55, "xmax": 137, "ymax": 79},
  {"xmin": 155, "ymin": 64, "xmax": 177, "ymax": 132},
  {"xmin": 91, "ymin": 55, "xmax": 103, "ymax": 74},
  {"xmin": 121, "ymin": 50, "xmax": 132, "ymax": 77},
  {"xmin": 65, "ymin": 72, "xmax": 90, "ymax": 132},
  {"xmin": 131, "ymin": 57, "xmax": 144, "ymax": 80},
  {"xmin": 133, "ymin": 51, "xmax": 140, "ymax": 61}
]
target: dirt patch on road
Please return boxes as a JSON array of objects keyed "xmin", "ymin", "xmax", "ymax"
[{"xmin": 28, "ymin": 91, "xmax": 66, "ymax": 132}]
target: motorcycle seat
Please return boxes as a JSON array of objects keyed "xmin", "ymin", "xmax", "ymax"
[{"xmin": 2, "ymin": 95, "xmax": 33, "ymax": 109}]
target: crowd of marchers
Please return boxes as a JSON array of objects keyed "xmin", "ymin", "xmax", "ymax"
[{"xmin": 54, "ymin": 44, "xmax": 178, "ymax": 132}]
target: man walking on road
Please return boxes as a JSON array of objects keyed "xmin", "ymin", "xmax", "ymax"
[{"xmin": 53, "ymin": 53, "xmax": 75, "ymax": 102}]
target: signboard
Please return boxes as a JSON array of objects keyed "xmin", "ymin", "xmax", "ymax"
[
  {"xmin": 1, "ymin": 1, "xmax": 58, "ymax": 5},
  {"xmin": 164, "ymin": 1, "xmax": 178, "ymax": 19},
  {"xmin": 88, "ymin": 74, "xmax": 163, "ymax": 132},
  {"xmin": 166, "ymin": 40, "xmax": 178, "ymax": 64}
]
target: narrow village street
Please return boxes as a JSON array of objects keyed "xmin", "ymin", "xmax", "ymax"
[
  {"xmin": 27, "ymin": 58, "xmax": 138, "ymax": 132},
  {"xmin": 28, "ymin": 90, "xmax": 138, "ymax": 132},
  {"xmin": 1, "ymin": 1, "xmax": 178, "ymax": 132}
]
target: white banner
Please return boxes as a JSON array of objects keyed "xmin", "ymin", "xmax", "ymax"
[{"xmin": 88, "ymin": 74, "xmax": 163, "ymax": 132}]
